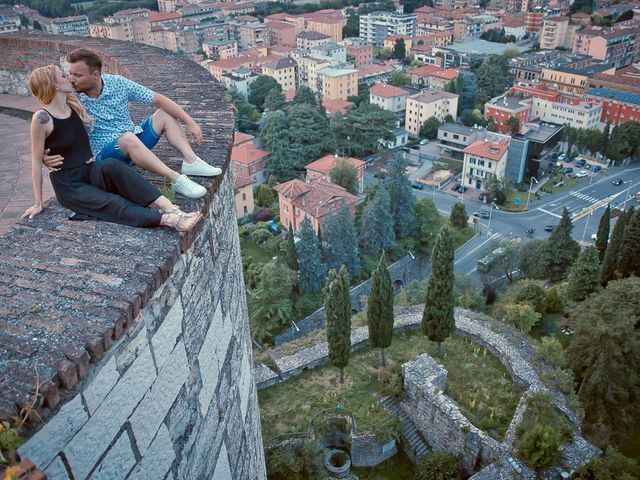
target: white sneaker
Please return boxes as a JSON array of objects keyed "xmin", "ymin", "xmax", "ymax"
[
  {"xmin": 172, "ymin": 174, "xmax": 207, "ymax": 199},
  {"xmin": 182, "ymin": 157, "xmax": 222, "ymax": 177}
]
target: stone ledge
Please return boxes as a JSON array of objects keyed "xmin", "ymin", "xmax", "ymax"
[{"xmin": 0, "ymin": 33, "xmax": 234, "ymax": 428}]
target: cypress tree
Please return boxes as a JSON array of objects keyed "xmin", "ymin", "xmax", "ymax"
[
  {"xmin": 450, "ymin": 202, "xmax": 469, "ymax": 229},
  {"xmin": 422, "ymin": 224, "xmax": 455, "ymax": 356},
  {"xmin": 324, "ymin": 266, "xmax": 352, "ymax": 384},
  {"xmin": 296, "ymin": 217, "xmax": 326, "ymax": 293},
  {"xmin": 600, "ymin": 207, "xmax": 632, "ymax": 285},
  {"xmin": 285, "ymin": 225, "xmax": 298, "ymax": 271},
  {"xmin": 541, "ymin": 207, "xmax": 580, "ymax": 282},
  {"xmin": 367, "ymin": 252, "xmax": 394, "ymax": 367},
  {"xmin": 323, "ymin": 202, "xmax": 360, "ymax": 278},
  {"xmin": 567, "ymin": 246, "xmax": 601, "ymax": 302},
  {"xmin": 359, "ymin": 185, "xmax": 395, "ymax": 256},
  {"xmin": 384, "ymin": 155, "xmax": 416, "ymax": 238},
  {"xmin": 619, "ymin": 209, "xmax": 640, "ymax": 278},
  {"xmin": 595, "ymin": 204, "xmax": 610, "ymax": 263}
]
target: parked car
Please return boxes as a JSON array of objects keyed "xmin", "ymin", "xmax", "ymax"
[
  {"xmin": 544, "ymin": 225, "xmax": 555, "ymax": 232},
  {"xmin": 613, "ymin": 179, "xmax": 623, "ymax": 186},
  {"xmin": 473, "ymin": 210, "xmax": 490, "ymax": 219},
  {"xmin": 575, "ymin": 159, "xmax": 586, "ymax": 167},
  {"xmin": 592, "ymin": 165, "xmax": 602, "ymax": 173},
  {"xmin": 561, "ymin": 167, "xmax": 574, "ymax": 174},
  {"xmin": 575, "ymin": 170, "xmax": 588, "ymax": 178},
  {"xmin": 451, "ymin": 183, "xmax": 461, "ymax": 192},
  {"xmin": 591, "ymin": 233, "xmax": 598, "ymax": 241},
  {"xmin": 557, "ymin": 153, "xmax": 567, "ymax": 161},
  {"xmin": 419, "ymin": 139, "xmax": 430, "ymax": 145},
  {"xmin": 478, "ymin": 192, "xmax": 485, "ymax": 202},
  {"xmin": 410, "ymin": 145, "xmax": 421, "ymax": 150},
  {"xmin": 584, "ymin": 163, "xmax": 591, "ymax": 170},
  {"xmin": 458, "ymin": 186, "xmax": 468, "ymax": 193},
  {"xmin": 412, "ymin": 182, "xmax": 424, "ymax": 190}
]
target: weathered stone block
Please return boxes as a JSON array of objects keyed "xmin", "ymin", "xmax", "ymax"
[
  {"xmin": 128, "ymin": 425, "xmax": 175, "ymax": 480},
  {"xmin": 89, "ymin": 431, "xmax": 136, "ymax": 480},
  {"xmin": 82, "ymin": 356, "xmax": 120, "ymax": 416}
]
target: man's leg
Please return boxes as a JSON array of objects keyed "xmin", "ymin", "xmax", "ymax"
[
  {"xmin": 151, "ymin": 109, "xmax": 197, "ymax": 163},
  {"xmin": 118, "ymin": 132, "xmax": 179, "ymax": 182}
]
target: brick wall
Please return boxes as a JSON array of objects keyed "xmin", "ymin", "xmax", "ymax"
[{"xmin": 0, "ymin": 33, "xmax": 265, "ymax": 479}]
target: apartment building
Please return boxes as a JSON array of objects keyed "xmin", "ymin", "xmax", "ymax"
[
  {"xmin": 369, "ymin": 83, "xmax": 409, "ymax": 115},
  {"xmin": 268, "ymin": 20, "xmax": 297, "ymax": 48},
  {"xmin": 90, "ymin": 8, "xmax": 151, "ymax": 44},
  {"xmin": 530, "ymin": 97, "xmax": 602, "ymax": 130},
  {"xmin": 45, "ymin": 15, "xmax": 89, "ymax": 35},
  {"xmin": 297, "ymin": 31, "xmax": 331, "ymax": 51},
  {"xmin": 261, "ymin": 57, "xmax": 297, "ymax": 92},
  {"xmin": 462, "ymin": 138, "xmax": 509, "ymax": 191},
  {"xmin": 588, "ymin": 63, "xmax": 640, "ymax": 94},
  {"xmin": 405, "ymin": 90, "xmax": 459, "ymax": 136},
  {"xmin": 233, "ymin": 174, "xmax": 255, "ymax": 219},
  {"xmin": 359, "ymin": 12, "xmax": 416, "ymax": 47},
  {"xmin": 525, "ymin": 11, "xmax": 543, "ymax": 33},
  {"xmin": 572, "ymin": 23, "xmax": 640, "ymax": 68},
  {"xmin": 222, "ymin": 66, "xmax": 258, "ymax": 98},
  {"xmin": 343, "ymin": 37, "xmax": 374, "ymax": 67},
  {"xmin": 310, "ymin": 43, "xmax": 347, "ymax": 62},
  {"xmin": 541, "ymin": 64, "xmax": 612, "ymax": 95},
  {"xmin": 228, "ymin": 16, "xmax": 270, "ymax": 50},
  {"xmin": 584, "ymin": 88, "xmax": 640, "ymax": 126},
  {"xmin": 540, "ymin": 17, "xmax": 577, "ymax": 50},
  {"xmin": 231, "ymin": 145, "xmax": 269, "ymax": 185},
  {"xmin": 203, "ymin": 39, "xmax": 238, "ymax": 60},
  {"xmin": 357, "ymin": 61, "xmax": 401, "ymax": 86},
  {"xmin": 306, "ymin": 15, "xmax": 346, "ymax": 43},
  {"xmin": 295, "ymin": 54, "xmax": 338, "ymax": 93},
  {"xmin": 306, "ymin": 154, "xmax": 365, "ymax": 194},
  {"xmin": 484, "ymin": 94, "xmax": 531, "ymax": 134},
  {"xmin": 319, "ymin": 67, "xmax": 358, "ymax": 101},
  {"xmin": 383, "ymin": 34, "xmax": 412, "ymax": 51}
]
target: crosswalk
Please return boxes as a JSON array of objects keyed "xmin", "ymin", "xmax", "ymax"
[{"xmin": 569, "ymin": 191, "xmax": 599, "ymax": 203}]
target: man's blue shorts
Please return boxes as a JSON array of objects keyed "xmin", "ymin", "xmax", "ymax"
[{"xmin": 94, "ymin": 116, "xmax": 161, "ymax": 165}]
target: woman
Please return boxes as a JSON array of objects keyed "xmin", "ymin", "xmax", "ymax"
[{"xmin": 22, "ymin": 65, "xmax": 202, "ymax": 232}]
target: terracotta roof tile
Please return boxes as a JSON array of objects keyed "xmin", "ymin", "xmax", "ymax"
[
  {"xmin": 233, "ymin": 173, "xmax": 254, "ymax": 190},
  {"xmin": 463, "ymin": 139, "xmax": 509, "ymax": 161},
  {"xmin": 369, "ymin": 83, "xmax": 409, "ymax": 97},
  {"xmin": 231, "ymin": 145, "xmax": 269, "ymax": 165},
  {"xmin": 305, "ymin": 154, "xmax": 364, "ymax": 174}
]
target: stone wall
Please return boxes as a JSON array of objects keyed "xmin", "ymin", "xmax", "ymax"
[
  {"xmin": 0, "ymin": 34, "xmax": 265, "ymax": 479},
  {"xmin": 350, "ymin": 435, "xmax": 397, "ymax": 468},
  {"xmin": 273, "ymin": 253, "xmax": 429, "ymax": 345}
]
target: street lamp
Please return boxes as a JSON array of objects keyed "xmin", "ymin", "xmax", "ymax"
[
  {"xmin": 526, "ymin": 176, "xmax": 539, "ymax": 209},
  {"xmin": 622, "ymin": 181, "xmax": 633, "ymax": 210},
  {"xmin": 488, "ymin": 201, "xmax": 499, "ymax": 233}
]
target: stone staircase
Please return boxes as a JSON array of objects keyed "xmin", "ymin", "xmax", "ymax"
[{"xmin": 379, "ymin": 396, "xmax": 430, "ymax": 464}]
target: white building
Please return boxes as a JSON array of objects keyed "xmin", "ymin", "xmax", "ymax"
[
  {"xmin": 359, "ymin": 11, "xmax": 416, "ymax": 47},
  {"xmin": 462, "ymin": 137, "xmax": 510, "ymax": 191},
  {"xmin": 531, "ymin": 97, "xmax": 602, "ymax": 130},
  {"xmin": 46, "ymin": 15, "xmax": 89, "ymax": 35},
  {"xmin": 405, "ymin": 89, "xmax": 459, "ymax": 137}
]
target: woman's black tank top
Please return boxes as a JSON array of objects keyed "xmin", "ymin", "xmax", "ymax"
[{"xmin": 43, "ymin": 108, "xmax": 93, "ymax": 169}]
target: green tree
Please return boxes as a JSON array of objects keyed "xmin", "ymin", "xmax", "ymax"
[
  {"xmin": 422, "ymin": 225, "xmax": 455, "ymax": 355},
  {"xmin": 285, "ymin": 225, "xmax": 298, "ymax": 271},
  {"xmin": 225, "ymin": 86, "xmax": 260, "ymax": 132},
  {"xmin": 329, "ymin": 157, "xmax": 359, "ymax": 195},
  {"xmin": 575, "ymin": 447, "xmax": 640, "ymax": 480},
  {"xmin": 255, "ymin": 184, "xmax": 275, "ymax": 207},
  {"xmin": 291, "ymin": 85, "xmax": 318, "ymax": 108},
  {"xmin": 461, "ymin": 109, "xmax": 485, "ymax": 127},
  {"xmin": 444, "ymin": 114, "xmax": 455, "ymax": 124},
  {"xmin": 512, "ymin": 279, "xmax": 546, "ymax": 314},
  {"xmin": 323, "ymin": 202, "xmax": 360, "ymax": 278},
  {"xmin": 541, "ymin": 207, "xmax": 580, "ymax": 282},
  {"xmin": 507, "ymin": 116, "xmax": 520, "ymax": 135},
  {"xmin": 296, "ymin": 217, "xmax": 326, "ymax": 293},
  {"xmin": 263, "ymin": 88, "xmax": 286, "ymax": 111},
  {"xmin": 392, "ymin": 38, "xmax": 406, "ymax": 60},
  {"xmin": 249, "ymin": 75, "xmax": 282, "ymax": 111},
  {"xmin": 600, "ymin": 207, "xmax": 632, "ymax": 285},
  {"xmin": 453, "ymin": 275, "xmax": 485, "ymax": 311},
  {"xmin": 333, "ymin": 102, "xmax": 396, "ymax": 157},
  {"xmin": 567, "ymin": 246, "xmax": 601, "ymax": 302},
  {"xmin": 474, "ymin": 55, "xmax": 514, "ymax": 107},
  {"xmin": 415, "ymin": 451, "xmax": 460, "ymax": 480},
  {"xmin": 449, "ymin": 202, "xmax": 468, "ymax": 229},
  {"xmin": 518, "ymin": 239, "xmax": 546, "ymax": 279},
  {"xmin": 544, "ymin": 287, "xmax": 563, "ymax": 314},
  {"xmin": 419, "ymin": 116, "xmax": 441, "ymax": 140},
  {"xmin": 567, "ymin": 277, "xmax": 640, "ymax": 444},
  {"xmin": 259, "ymin": 111, "xmax": 295, "ymax": 180},
  {"xmin": 413, "ymin": 199, "xmax": 443, "ymax": 256},
  {"xmin": 388, "ymin": 71, "xmax": 411, "ymax": 87},
  {"xmin": 618, "ymin": 208, "xmax": 640, "ymax": 278},
  {"xmin": 324, "ymin": 266, "xmax": 352, "ymax": 384},
  {"xmin": 595, "ymin": 204, "xmax": 611, "ymax": 262},
  {"xmin": 500, "ymin": 303, "xmax": 541, "ymax": 333},
  {"xmin": 606, "ymin": 121, "xmax": 640, "ymax": 164},
  {"xmin": 288, "ymin": 103, "xmax": 335, "ymax": 169},
  {"xmin": 515, "ymin": 424, "xmax": 565, "ymax": 472},
  {"xmin": 367, "ymin": 252, "xmax": 394, "ymax": 367},
  {"xmin": 384, "ymin": 155, "xmax": 416, "ymax": 238},
  {"xmin": 359, "ymin": 185, "xmax": 396, "ymax": 256}
]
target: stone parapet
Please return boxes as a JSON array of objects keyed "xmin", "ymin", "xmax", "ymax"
[{"xmin": 0, "ymin": 33, "xmax": 265, "ymax": 479}]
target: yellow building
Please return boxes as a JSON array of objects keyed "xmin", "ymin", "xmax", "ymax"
[
  {"xmin": 319, "ymin": 67, "xmax": 358, "ymax": 101},
  {"xmin": 294, "ymin": 54, "xmax": 338, "ymax": 93},
  {"xmin": 233, "ymin": 174, "xmax": 255, "ymax": 219},
  {"xmin": 540, "ymin": 66, "xmax": 590, "ymax": 95},
  {"xmin": 306, "ymin": 17, "xmax": 346, "ymax": 43},
  {"xmin": 261, "ymin": 57, "xmax": 297, "ymax": 91},
  {"xmin": 540, "ymin": 17, "xmax": 577, "ymax": 50},
  {"xmin": 383, "ymin": 34, "xmax": 413, "ymax": 52},
  {"xmin": 405, "ymin": 90, "xmax": 459, "ymax": 137},
  {"xmin": 90, "ymin": 22, "xmax": 129, "ymax": 41}
]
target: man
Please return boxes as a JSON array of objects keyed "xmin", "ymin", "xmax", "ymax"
[{"xmin": 44, "ymin": 48, "xmax": 220, "ymax": 199}]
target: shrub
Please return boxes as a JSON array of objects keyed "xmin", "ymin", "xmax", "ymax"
[
  {"xmin": 512, "ymin": 279, "xmax": 546, "ymax": 315},
  {"xmin": 377, "ymin": 361, "xmax": 404, "ymax": 400},
  {"xmin": 515, "ymin": 424, "xmax": 565, "ymax": 471},
  {"xmin": 416, "ymin": 451, "xmax": 461, "ymax": 480},
  {"xmin": 265, "ymin": 439, "xmax": 324, "ymax": 479},
  {"xmin": 544, "ymin": 287, "xmax": 563, "ymax": 313},
  {"xmin": 252, "ymin": 206, "xmax": 274, "ymax": 222},
  {"xmin": 574, "ymin": 447, "xmax": 640, "ymax": 480},
  {"xmin": 536, "ymin": 337, "xmax": 567, "ymax": 368},
  {"xmin": 251, "ymin": 226, "xmax": 271, "ymax": 245}
]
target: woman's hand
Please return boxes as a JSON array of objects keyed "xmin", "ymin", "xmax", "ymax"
[{"xmin": 22, "ymin": 204, "xmax": 43, "ymax": 219}]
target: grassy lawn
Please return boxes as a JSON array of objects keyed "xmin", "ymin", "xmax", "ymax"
[
  {"xmin": 240, "ymin": 237, "xmax": 274, "ymax": 264},
  {"xmin": 452, "ymin": 226, "xmax": 476, "ymax": 247},
  {"xmin": 529, "ymin": 313, "xmax": 572, "ymax": 348},
  {"xmin": 259, "ymin": 332, "xmax": 523, "ymax": 443},
  {"xmin": 352, "ymin": 452, "xmax": 416, "ymax": 479},
  {"xmin": 539, "ymin": 173, "xmax": 585, "ymax": 195},
  {"xmin": 432, "ymin": 156, "xmax": 464, "ymax": 174}
]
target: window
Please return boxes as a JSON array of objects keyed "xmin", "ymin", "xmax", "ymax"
[
  {"xmin": 243, "ymin": 206, "xmax": 248, "ymax": 214},
  {"xmin": 242, "ymin": 193, "xmax": 246, "ymax": 201}
]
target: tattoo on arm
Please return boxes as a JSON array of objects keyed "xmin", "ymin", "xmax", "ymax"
[{"xmin": 36, "ymin": 110, "xmax": 50, "ymax": 124}]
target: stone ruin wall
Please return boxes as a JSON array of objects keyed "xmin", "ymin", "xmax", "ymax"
[{"xmin": 0, "ymin": 34, "xmax": 265, "ymax": 480}]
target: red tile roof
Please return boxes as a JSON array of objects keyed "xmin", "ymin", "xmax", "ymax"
[
  {"xmin": 233, "ymin": 173, "xmax": 254, "ymax": 190},
  {"xmin": 409, "ymin": 65, "xmax": 443, "ymax": 77},
  {"xmin": 231, "ymin": 145, "xmax": 269, "ymax": 165},
  {"xmin": 233, "ymin": 131, "xmax": 254, "ymax": 146},
  {"xmin": 274, "ymin": 179, "xmax": 357, "ymax": 219},
  {"xmin": 430, "ymin": 68, "xmax": 458, "ymax": 80},
  {"xmin": 322, "ymin": 98, "xmax": 352, "ymax": 117},
  {"xmin": 305, "ymin": 154, "xmax": 364, "ymax": 175},
  {"xmin": 369, "ymin": 82, "xmax": 409, "ymax": 98},
  {"xmin": 148, "ymin": 12, "xmax": 181, "ymax": 22},
  {"xmin": 463, "ymin": 139, "xmax": 509, "ymax": 161}
]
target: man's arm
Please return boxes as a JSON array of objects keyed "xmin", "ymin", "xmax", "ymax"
[{"xmin": 152, "ymin": 93, "xmax": 202, "ymax": 145}]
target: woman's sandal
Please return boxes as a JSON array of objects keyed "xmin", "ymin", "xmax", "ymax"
[{"xmin": 165, "ymin": 211, "xmax": 203, "ymax": 232}]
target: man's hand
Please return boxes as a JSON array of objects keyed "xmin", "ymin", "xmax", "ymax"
[
  {"xmin": 43, "ymin": 148, "xmax": 63, "ymax": 172},
  {"xmin": 186, "ymin": 120, "xmax": 203, "ymax": 145},
  {"xmin": 21, "ymin": 203, "xmax": 43, "ymax": 219}
]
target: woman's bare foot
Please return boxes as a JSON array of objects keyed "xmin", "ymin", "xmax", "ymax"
[{"xmin": 160, "ymin": 211, "xmax": 203, "ymax": 232}]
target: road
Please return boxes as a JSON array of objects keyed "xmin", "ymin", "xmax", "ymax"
[{"xmin": 365, "ymin": 163, "xmax": 640, "ymax": 282}]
